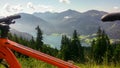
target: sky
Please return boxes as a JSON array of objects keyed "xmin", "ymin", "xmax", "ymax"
[{"xmin": 0, "ymin": 0, "xmax": 120, "ymax": 16}]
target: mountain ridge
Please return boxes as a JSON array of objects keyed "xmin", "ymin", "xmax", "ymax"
[{"xmin": 10, "ymin": 9, "xmax": 120, "ymax": 39}]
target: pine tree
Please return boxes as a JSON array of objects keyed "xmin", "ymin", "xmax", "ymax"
[
  {"xmin": 91, "ymin": 39, "xmax": 96, "ymax": 60},
  {"xmin": 30, "ymin": 36, "xmax": 35, "ymax": 48},
  {"xmin": 59, "ymin": 35, "xmax": 71, "ymax": 61},
  {"xmin": 112, "ymin": 43, "xmax": 120, "ymax": 65},
  {"xmin": 91, "ymin": 27, "xmax": 110, "ymax": 64},
  {"xmin": 70, "ymin": 30, "xmax": 84, "ymax": 62},
  {"xmin": 35, "ymin": 26, "xmax": 43, "ymax": 50}
]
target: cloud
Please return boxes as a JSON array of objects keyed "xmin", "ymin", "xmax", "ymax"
[
  {"xmin": 3, "ymin": 3, "xmax": 11, "ymax": 12},
  {"xmin": 59, "ymin": 0, "xmax": 71, "ymax": 4},
  {"xmin": 26, "ymin": 2, "xmax": 55, "ymax": 13},
  {"xmin": 3, "ymin": 3, "xmax": 23, "ymax": 12},
  {"xmin": 11, "ymin": 5, "xmax": 23, "ymax": 12},
  {"xmin": 37, "ymin": 5, "xmax": 54, "ymax": 12},
  {"xmin": 112, "ymin": 6, "xmax": 120, "ymax": 12},
  {"xmin": 27, "ymin": 2, "xmax": 35, "ymax": 10},
  {"xmin": 113, "ymin": 6, "xmax": 119, "ymax": 10},
  {"xmin": 2, "ymin": 2, "xmax": 56, "ymax": 15}
]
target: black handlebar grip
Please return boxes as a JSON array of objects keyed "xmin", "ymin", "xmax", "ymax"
[
  {"xmin": 101, "ymin": 13, "xmax": 120, "ymax": 22},
  {"xmin": 0, "ymin": 14, "xmax": 21, "ymax": 23}
]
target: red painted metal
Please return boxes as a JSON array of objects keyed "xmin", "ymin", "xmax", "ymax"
[{"xmin": 0, "ymin": 38, "xmax": 79, "ymax": 68}]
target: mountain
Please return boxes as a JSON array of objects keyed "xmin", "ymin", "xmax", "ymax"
[
  {"xmin": 33, "ymin": 9, "xmax": 81, "ymax": 25},
  {"xmin": 9, "ymin": 9, "xmax": 120, "ymax": 39},
  {"xmin": 58, "ymin": 10, "xmax": 108, "ymax": 35},
  {"xmin": 33, "ymin": 9, "xmax": 108, "ymax": 35},
  {"xmin": 11, "ymin": 13, "xmax": 55, "ymax": 35},
  {"xmin": 33, "ymin": 12, "xmax": 58, "ymax": 24},
  {"xmin": 10, "ymin": 29, "xmax": 33, "ymax": 40},
  {"xmin": 4, "ymin": 9, "xmax": 120, "ymax": 49}
]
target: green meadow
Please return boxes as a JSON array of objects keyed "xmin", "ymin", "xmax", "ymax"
[{"xmin": 0, "ymin": 57, "xmax": 119, "ymax": 68}]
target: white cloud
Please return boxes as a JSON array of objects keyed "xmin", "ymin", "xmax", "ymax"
[
  {"xmin": 59, "ymin": 0, "xmax": 71, "ymax": 4},
  {"xmin": 113, "ymin": 6, "xmax": 119, "ymax": 10},
  {"xmin": 2, "ymin": 1, "xmax": 68, "ymax": 15},
  {"xmin": 3, "ymin": 3, "xmax": 23, "ymax": 12},
  {"xmin": 11, "ymin": 5, "xmax": 23, "ymax": 12},
  {"xmin": 26, "ymin": 2, "xmax": 55, "ymax": 13},
  {"xmin": 3, "ymin": 3, "xmax": 11, "ymax": 12},
  {"xmin": 111, "ymin": 6, "xmax": 120, "ymax": 12},
  {"xmin": 27, "ymin": 2, "xmax": 35, "ymax": 10},
  {"xmin": 37, "ymin": 5, "xmax": 54, "ymax": 12},
  {"xmin": 1, "ymin": 3, "xmax": 23, "ymax": 16}
]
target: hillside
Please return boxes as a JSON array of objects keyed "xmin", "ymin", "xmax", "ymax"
[
  {"xmin": 33, "ymin": 10, "xmax": 120, "ymax": 39},
  {"xmin": 9, "ymin": 9, "xmax": 120, "ymax": 39},
  {"xmin": 11, "ymin": 13, "xmax": 55, "ymax": 35},
  {"xmin": 10, "ymin": 29, "xmax": 33, "ymax": 40}
]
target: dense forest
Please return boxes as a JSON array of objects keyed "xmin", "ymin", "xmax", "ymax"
[{"xmin": 8, "ymin": 26, "xmax": 120, "ymax": 67}]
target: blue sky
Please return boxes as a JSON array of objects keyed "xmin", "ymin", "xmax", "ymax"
[{"xmin": 0, "ymin": 0, "xmax": 120, "ymax": 16}]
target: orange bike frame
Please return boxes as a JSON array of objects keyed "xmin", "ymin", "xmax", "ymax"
[{"xmin": 0, "ymin": 38, "xmax": 79, "ymax": 68}]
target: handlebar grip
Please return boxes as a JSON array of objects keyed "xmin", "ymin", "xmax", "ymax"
[{"xmin": 101, "ymin": 13, "xmax": 120, "ymax": 22}]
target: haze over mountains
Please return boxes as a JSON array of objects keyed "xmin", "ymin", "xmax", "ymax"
[{"xmin": 10, "ymin": 9, "xmax": 120, "ymax": 39}]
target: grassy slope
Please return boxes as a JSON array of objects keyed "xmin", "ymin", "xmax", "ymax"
[
  {"xmin": 0, "ymin": 58, "xmax": 120, "ymax": 68},
  {"xmin": 18, "ymin": 58, "xmax": 57, "ymax": 68},
  {"xmin": 76, "ymin": 63, "xmax": 120, "ymax": 68}
]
